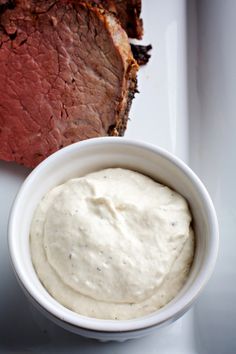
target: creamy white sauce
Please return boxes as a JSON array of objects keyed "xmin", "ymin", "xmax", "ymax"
[{"xmin": 30, "ymin": 168, "xmax": 194, "ymax": 320}]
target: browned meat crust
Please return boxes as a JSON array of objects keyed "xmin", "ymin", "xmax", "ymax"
[{"xmin": 131, "ymin": 44, "xmax": 152, "ymax": 65}]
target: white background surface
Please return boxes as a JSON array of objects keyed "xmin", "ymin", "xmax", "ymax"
[{"xmin": 0, "ymin": 0, "xmax": 235, "ymax": 352}]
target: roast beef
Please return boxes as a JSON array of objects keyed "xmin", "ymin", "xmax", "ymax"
[
  {"xmin": 0, "ymin": 0, "xmax": 138, "ymax": 167},
  {"xmin": 89, "ymin": 0, "xmax": 143, "ymax": 39},
  {"xmin": 86, "ymin": 1, "xmax": 151, "ymax": 65}
]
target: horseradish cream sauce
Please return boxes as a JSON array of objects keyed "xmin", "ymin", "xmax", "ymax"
[{"xmin": 30, "ymin": 168, "xmax": 194, "ymax": 319}]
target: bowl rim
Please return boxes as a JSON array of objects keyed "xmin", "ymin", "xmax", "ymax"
[{"xmin": 8, "ymin": 137, "xmax": 219, "ymax": 332}]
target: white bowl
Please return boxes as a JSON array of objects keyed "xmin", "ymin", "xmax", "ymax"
[{"xmin": 8, "ymin": 137, "xmax": 219, "ymax": 341}]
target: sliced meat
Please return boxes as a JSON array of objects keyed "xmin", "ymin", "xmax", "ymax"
[
  {"xmin": 88, "ymin": 1, "xmax": 151, "ymax": 64},
  {"xmin": 0, "ymin": 0, "xmax": 138, "ymax": 168},
  {"xmin": 109, "ymin": 0, "xmax": 143, "ymax": 39},
  {"xmin": 88, "ymin": 0, "xmax": 143, "ymax": 39}
]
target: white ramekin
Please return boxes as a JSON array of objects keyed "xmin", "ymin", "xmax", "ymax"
[{"xmin": 8, "ymin": 137, "xmax": 219, "ymax": 341}]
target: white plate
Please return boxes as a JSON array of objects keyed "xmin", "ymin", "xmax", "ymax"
[{"xmin": 0, "ymin": 0, "xmax": 235, "ymax": 352}]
